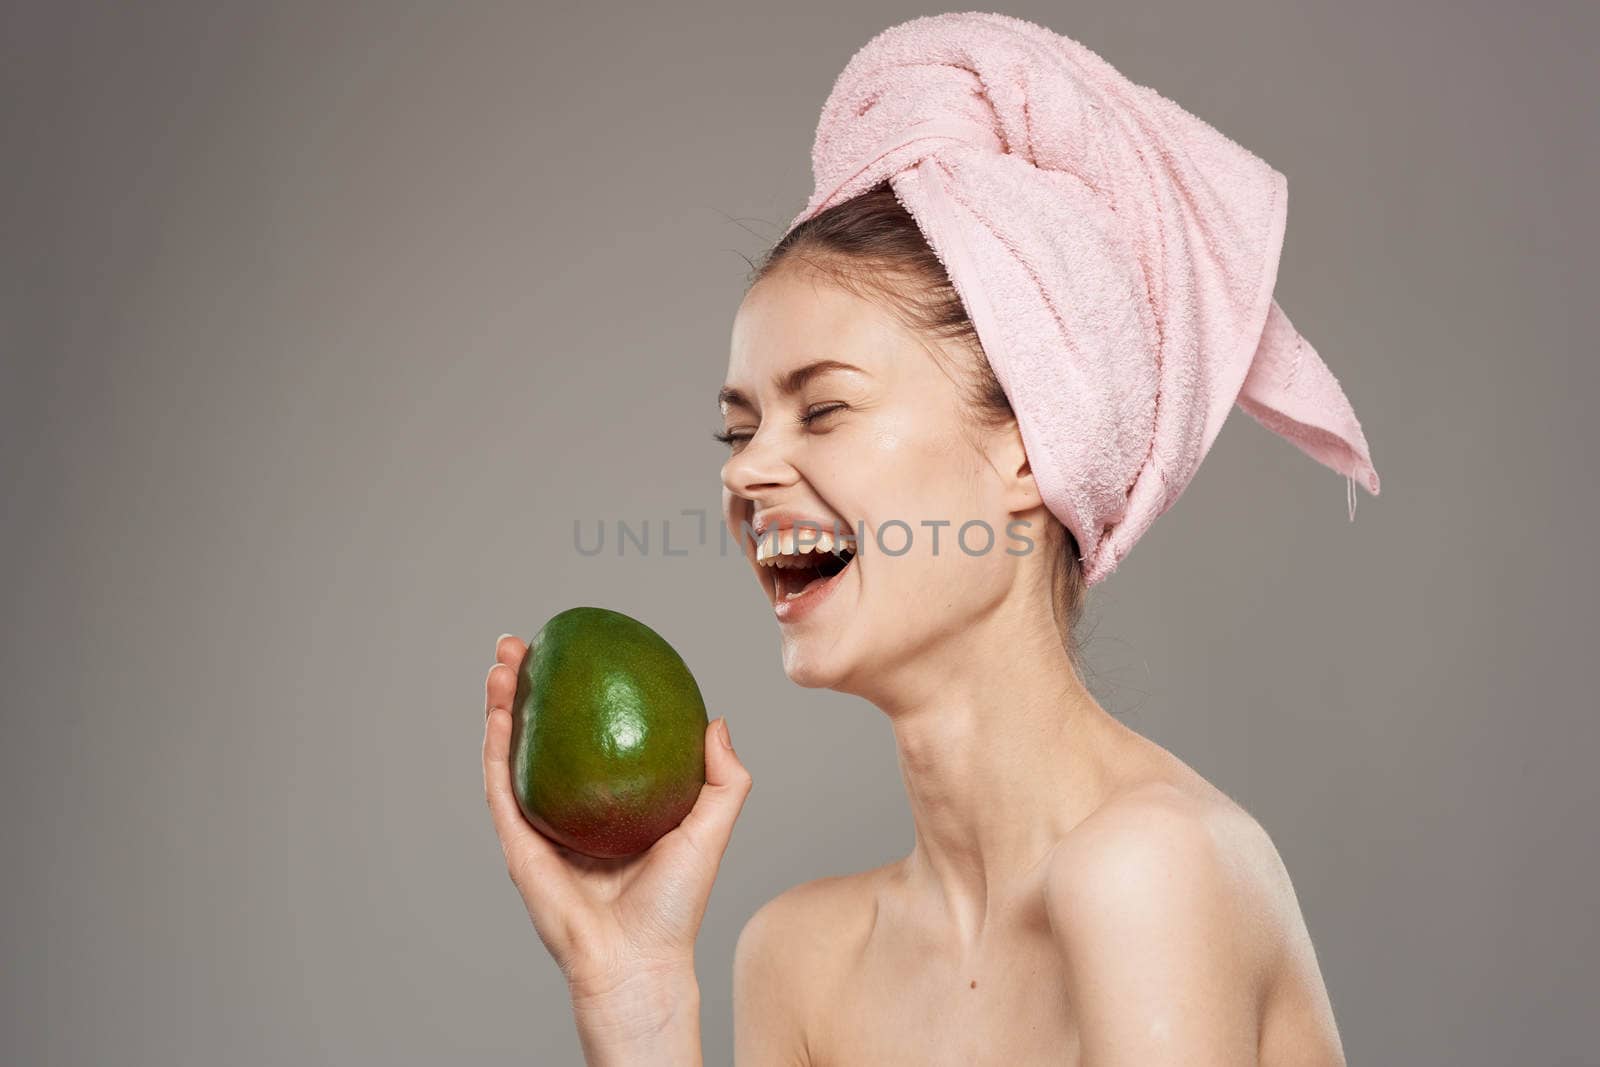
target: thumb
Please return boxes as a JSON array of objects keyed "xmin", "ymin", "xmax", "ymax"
[{"xmin": 675, "ymin": 717, "xmax": 753, "ymax": 862}]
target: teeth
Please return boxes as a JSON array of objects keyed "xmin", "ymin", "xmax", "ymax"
[{"xmin": 755, "ymin": 527, "xmax": 857, "ymax": 567}]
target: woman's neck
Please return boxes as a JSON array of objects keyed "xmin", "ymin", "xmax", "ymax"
[{"xmin": 861, "ymin": 586, "xmax": 1136, "ymax": 948}]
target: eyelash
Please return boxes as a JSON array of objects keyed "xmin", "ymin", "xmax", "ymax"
[{"xmin": 713, "ymin": 403, "xmax": 847, "ymax": 448}]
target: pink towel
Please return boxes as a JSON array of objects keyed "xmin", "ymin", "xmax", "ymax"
[{"xmin": 786, "ymin": 12, "xmax": 1381, "ymax": 585}]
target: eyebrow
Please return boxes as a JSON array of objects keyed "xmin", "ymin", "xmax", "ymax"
[{"xmin": 718, "ymin": 359, "xmax": 867, "ymax": 412}]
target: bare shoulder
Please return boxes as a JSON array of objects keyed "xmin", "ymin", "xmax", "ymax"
[
  {"xmin": 738, "ymin": 866, "xmax": 882, "ymax": 971},
  {"xmin": 1056, "ymin": 780, "xmax": 1292, "ymax": 927},
  {"xmin": 1043, "ymin": 781, "xmax": 1297, "ymax": 1062},
  {"xmin": 733, "ymin": 866, "xmax": 887, "ymax": 1066},
  {"xmin": 1048, "ymin": 779, "xmax": 1293, "ymax": 973}
]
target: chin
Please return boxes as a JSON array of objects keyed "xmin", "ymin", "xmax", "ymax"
[{"xmin": 779, "ymin": 639, "xmax": 856, "ymax": 691}]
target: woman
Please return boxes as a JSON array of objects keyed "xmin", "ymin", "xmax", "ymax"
[{"xmin": 484, "ymin": 13, "xmax": 1377, "ymax": 1065}]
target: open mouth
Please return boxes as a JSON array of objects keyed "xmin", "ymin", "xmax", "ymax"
[{"xmin": 769, "ymin": 544, "xmax": 856, "ymax": 601}]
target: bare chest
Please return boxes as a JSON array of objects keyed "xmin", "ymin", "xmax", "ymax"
[{"xmin": 806, "ymin": 920, "xmax": 1080, "ymax": 1067}]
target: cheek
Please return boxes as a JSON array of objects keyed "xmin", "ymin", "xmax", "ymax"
[
  {"xmin": 864, "ymin": 425, "xmax": 991, "ymax": 524},
  {"xmin": 819, "ymin": 407, "xmax": 995, "ymax": 568},
  {"xmin": 864, "ymin": 415, "xmax": 972, "ymax": 495},
  {"xmin": 850, "ymin": 430, "xmax": 1008, "ymax": 600}
]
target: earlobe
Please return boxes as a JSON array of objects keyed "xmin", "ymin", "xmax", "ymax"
[{"xmin": 1010, "ymin": 469, "xmax": 1045, "ymax": 514}]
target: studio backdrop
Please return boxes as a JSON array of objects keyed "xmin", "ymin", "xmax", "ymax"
[{"xmin": 3, "ymin": 2, "xmax": 1595, "ymax": 1064}]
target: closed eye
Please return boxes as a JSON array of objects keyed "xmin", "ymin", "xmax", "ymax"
[
  {"xmin": 713, "ymin": 403, "xmax": 848, "ymax": 451},
  {"xmin": 798, "ymin": 402, "xmax": 847, "ymax": 426}
]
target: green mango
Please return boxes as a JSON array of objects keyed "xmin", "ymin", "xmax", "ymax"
[{"xmin": 510, "ymin": 606, "xmax": 708, "ymax": 859}]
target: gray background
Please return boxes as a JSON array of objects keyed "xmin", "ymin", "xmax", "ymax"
[{"xmin": 3, "ymin": 2, "xmax": 1595, "ymax": 1064}]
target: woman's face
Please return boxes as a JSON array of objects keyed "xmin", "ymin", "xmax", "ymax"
[{"xmin": 719, "ymin": 266, "xmax": 1041, "ymax": 692}]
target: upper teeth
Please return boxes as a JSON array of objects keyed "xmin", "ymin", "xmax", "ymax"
[{"xmin": 756, "ymin": 528, "xmax": 856, "ymax": 567}]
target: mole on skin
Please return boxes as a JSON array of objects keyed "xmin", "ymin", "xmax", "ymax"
[{"xmin": 970, "ymin": 980, "xmax": 977, "ymax": 989}]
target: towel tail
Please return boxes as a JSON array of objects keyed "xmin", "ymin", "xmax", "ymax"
[{"xmin": 1235, "ymin": 301, "xmax": 1382, "ymax": 520}]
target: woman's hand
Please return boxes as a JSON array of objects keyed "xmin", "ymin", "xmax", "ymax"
[{"xmin": 482, "ymin": 633, "xmax": 754, "ymax": 1001}]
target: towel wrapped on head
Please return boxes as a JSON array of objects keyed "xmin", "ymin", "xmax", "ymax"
[{"xmin": 786, "ymin": 11, "xmax": 1381, "ymax": 586}]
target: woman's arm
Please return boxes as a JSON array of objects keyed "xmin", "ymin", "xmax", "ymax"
[
  {"xmin": 1044, "ymin": 794, "xmax": 1276, "ymax": 1066},
  {"xmin": 569, "ymin": 963, "xmax": 704, "ymax": 1067},
  {"xmin": 482, "ymin": 634, "xmax": 753, "ymax": 1067},
  {"xmin": 569, "ymin": 893, "xmax": 818, "ymax": 1067}
]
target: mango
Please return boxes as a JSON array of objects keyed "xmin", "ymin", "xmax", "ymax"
[{"xmin": 510, "ymin": 606, "xmax": 708, "ymax": 858}]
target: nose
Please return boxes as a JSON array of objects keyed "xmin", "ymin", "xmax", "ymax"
[{"xmin": 720, "ymin": 427, "xmax": 800, "ymax": 501}]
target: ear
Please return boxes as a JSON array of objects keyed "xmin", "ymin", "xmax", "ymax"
[{"xmin": 988, "ymin": 417, "xmax": 1045, "ymax": 516}]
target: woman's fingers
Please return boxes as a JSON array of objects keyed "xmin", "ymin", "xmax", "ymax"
[
  {"xmin": 485, "ymin": 634, "xmax": 527, "ymax": 717},
  {"xmin": 673, "ymin": 718, "xmax": 754, "ymax": 872},
  {"xmin": 482, "ymin": 704, "xmax": 578, "ymax": 916},
  {"xmin": 481, "ymin": 705, "xmax": 537, "ymax": 853},
  {"xmin": 485, "ymin": 662, "xmax": 517, "ymax": 716},
  {"xmin": 496, "ymin": 633, "xmax": 527, "ymax": 670}
]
